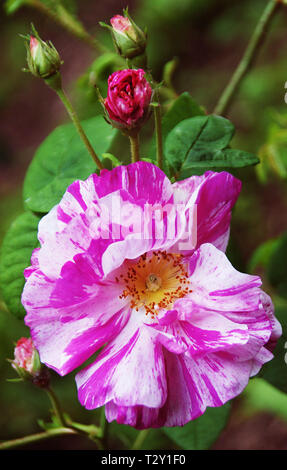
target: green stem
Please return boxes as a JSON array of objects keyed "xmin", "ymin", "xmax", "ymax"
[
  {"xmin": 131, "ymin": 429, "xmax": 150, "ymax": 450},
  {"xmin": 46, "ymin": 387, "xmax": 66, "ymax": 427},
  {"xmin": 129, "ymin": 133, "xmax": 140, "ymax": 163},
  {"xmin": 26, "ymin": 0, "xmax": 108, "ymax": 53},
  {"xmin": 0, "ymin": 427, "xmax": 77, "ymax": 450},
  {"xmin": 56, "ymin": 88, "xmax": 103, "ymax": 170},
  {"xmin": 154, "ymin": 91, "xmax": 164, "ymax": 169},
  {"xmin": 214, "ymin": 0, "xmax": 281, "ymax": 116},
  {"xmin": 100, "ymin": 407, "xmax": 107, "ymax": 440}
]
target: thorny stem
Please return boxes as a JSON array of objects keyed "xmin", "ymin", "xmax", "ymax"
[
  {"xmin": 214, "ymin": 0, "xmax": 281, "ymax": 116},
  {"xmin": 129, "ymin": 133, "xmax": 140, "ymax": 163},
  {"xmin": 56, "ymin": 88, "xmax": 103, "ymax": 170}
]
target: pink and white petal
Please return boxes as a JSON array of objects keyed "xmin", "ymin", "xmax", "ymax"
[
  {"xmin": 197, "ymin": 291, "xmax": 273, "ymax": 351},
  {"xmin": 75, "ymin": 188, "xmax": 187, "ymax": 277},
  {"xmin": 37, "ymin": 209, "xmax": 96, "ymax": 279},
  {"xmin": 174, "ymin": 296, "xmax": 271, "ymax": 360},
  {"xmin": 52, "ymin": 256, "xmax": 125, "ymax": 316},
  {"xmin": 161, "ymin": 350, "xmax": 253, "ymax": 426},
  {"xmin": 172, "ymin": 173, "xmax": 207, "ymax": 205},
  {"xmin": 23, "ymin": 264, "xmax": 129, "ymax": 375},
  {"xmin": 105, "ymin": 402, "xmax": 161, "ymax": 430},
  {"xmin": 76, "ymin": 317, "xmax": 167, "ymax": 410},
  {"xmin": 250, "ymin": 346, "xmax": 274, "ymax": 377},
  {"xmin": 260, "ymin": 292, "xmax": 282, "ymax": 350},
  {"xmin": 148, "ymin": 308, "xmax": 249, "ymax": 356},
  {"xmin": 104, "ymin": 347, "xmax": 253, "ymax": 429},
  {"xmin": 187, "ymin": 244, "xmax": 262, "ymax": 313},
  {"xmin": 35, "ymin": 162, "xmax": 186, "ymax": 280},
  {"xmin": 94, "ymin": 190, "xmax": 187, "ymax": 276},
  {"xmin": 24, "ymin": 247, "xmax": 41, "ymax": 279},
  {"xmin": 92, "ymin": 161, "xmax": 174, "ymax": 207},
  {"xmin": 56, "ymin": 176, "xmax": 99, "ymax": 224},
  {"xmin": 172, "ymin": 171, "xmax": 241, "ymax": 253}
]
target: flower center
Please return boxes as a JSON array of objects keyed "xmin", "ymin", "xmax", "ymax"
[
  {"xmin": 117, "ymin": 250, "xmax": 192, "ymax": 318},
  {"xmin": 146, "ymin": 273, "xmax": 162, "ymax": 292}
]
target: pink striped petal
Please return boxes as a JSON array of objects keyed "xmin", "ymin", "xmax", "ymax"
[{"xmin": 76, "ymin": 316, "xmax": 167, "ymax": 409}]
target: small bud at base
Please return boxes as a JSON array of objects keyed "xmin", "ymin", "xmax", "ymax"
[
  {"xmin": 13, "ymin": 337, "xmax": 35, "ymax": 374},
  {"xmin": 11, "ymin": 336, "xmax": 43, "ymax": 382}
]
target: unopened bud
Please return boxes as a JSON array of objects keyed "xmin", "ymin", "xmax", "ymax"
[
  {"xmin": 100, "ymin": 9, "xmax": 147, "ymax": 61},
  {"xmin": 103, "ymin": 68, "xmax": 152, "ymax": 135},
  {"xmin": 10, "ymin": 337, "xmax": 50, "ymax": 387},
  {"xmin": 11, "ymin": 337, "xmax": 40, "ymax": 378},
  {"xmin": 22, "ymin": 25, "xmax": 62, "ymax": 83}
]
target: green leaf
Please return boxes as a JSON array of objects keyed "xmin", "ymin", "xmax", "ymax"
[
  {"xmin": 163, "ymin": 403, "xmax": 231, "ymax": 450},
  {"xmin": 259, "ymin": 306, "xmax": 287, "ymax": 393},
  {"xmin": 23, "ymin": 116, "xmax": 118, "ymax": 213},
  {"xmin": 248, "ymin": 238, "xmax": 280, "ymax": 274},
  {"xmin": 165, "ymin": 115, "xmax": 259, "ymax": 178},
  {"xmin": 0, "ymin": 212, "xmax": 41, "ymax": 318},
  {"xmin": 149, "ymin": 92, "xmax": 205, "ymax": 161},
  {"xmin": 268, "ymin": 233, "xmax": 287, "ymax": 299},
  {"xmin": 162, "ymin": 93, "xmax": 206, "ymax": 134},
  {"xmin": 165, "ymin": 115, "xmax": 233, "ymax": 172}
]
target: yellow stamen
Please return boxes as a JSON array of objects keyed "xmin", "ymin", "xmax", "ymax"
[{"xmin": 118, "ymin": 250, "xmax": 192, "ymax": 317}]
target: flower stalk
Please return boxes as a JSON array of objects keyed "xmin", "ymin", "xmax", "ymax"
[
  {"xmin": 46, "ymin": 387, "xmax": 66, "ymax": 427},
  {"xmin": 153, "ymin": 92, "xmax": 164, "ymax": 170},
  {"xmin": 0, "ymin": 427, "xmax": 77, "ymax": 450},
  {"xmin": 55, "ymin": 88, "xmax": 103, "ymax": 170},
  {"xmin": 22, "ymin": 28, "xmax": 103, "ymax": 170},
  {"xmin": 214, "ymin": 0, "xmax": 281, "ymax": 116},
  {"xmin": 129, "ymin": 134, "xmax": 140, "ymax": 163}
]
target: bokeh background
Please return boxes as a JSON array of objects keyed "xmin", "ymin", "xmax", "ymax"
[{"xmin": 1, "ymin": 0, "xmax": 287, "ymax": 450}]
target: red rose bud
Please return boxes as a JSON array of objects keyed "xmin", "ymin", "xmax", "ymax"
[
  {"xmin": 104, "ymin": 69, "xmax": 152, "ymax": 133},
  {"xmin": 22, "ymin": 26, "xmax": 62, "ymax": 80},
  {"xmin": 100, "ymin": 10, "xmax": 146, "ymax": 60},
  {"xmin": 11, "ymin": 337, "xmax": 42, "ymax": 381}
]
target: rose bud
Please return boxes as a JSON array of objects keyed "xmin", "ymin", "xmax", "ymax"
[
  {"xmin": 11, "ymin": 337, "xmax": 41, "ymax": 380},
  {"xmin": 22, "ymin": 25, "xmax": 62, "ymax": 81},
  {"xmin": 104, "ymin": 68, "xmax": 152, "ymax": 134},
  {"xmin": 100, "ymin": 10, "xmax": 147, "ymax": 61},
  {"xmin": 10, "ymin": 337, "xmax": 50, "ymax": 387}
]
